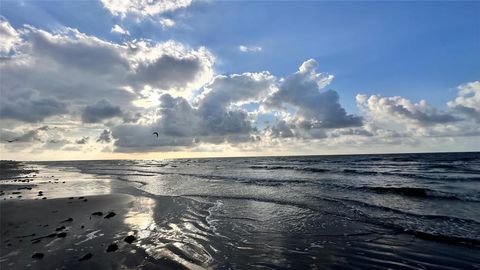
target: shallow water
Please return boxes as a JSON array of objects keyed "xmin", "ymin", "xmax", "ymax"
[{"xmin": 3, "ymin": 152, "xmax": 480, "ymax": 269}]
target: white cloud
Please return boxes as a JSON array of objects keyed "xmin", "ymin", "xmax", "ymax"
[
  {"xmin": 356, "ymin": 82, "xmax": 480, "ymax": 140},
  {"xmin": 159, "ymin": 18, "xmax": 175, "ymax": 27},
  {"xmin": 448, "ymin": 81, "xmax": 480, "ymax": 122},
  {"xmin": 356, "ymin": 94, "xmax": 459, "ymax": 126},
  {"xmin": 0, "ymin": 18, "xmax": 21, "ymax": 55},
  {"xmin": 238, "ymin": 45, "xmax": 262, "ymax": 53},
  {"xmin": 101, "ymin": 0, "xmax": 192, "ymax": 18},
  {"xmin": 265, "ymin": 59, "xmax": 362, "ymax": 130},
  {"xmin": 0, "ymin": 21, "xmax": 214, "ymax": 125},
  {"xmin": 111, "ymin": 24, "xmax": 130, "ymax": 35}
]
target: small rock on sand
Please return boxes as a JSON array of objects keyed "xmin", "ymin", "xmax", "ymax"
[
  {"xmin": 57, "ymin": 232, "xmax": 67, "ymax": 238},
  {"xmin": 104, "ymin": 212, "xmax": 116, "ymax": 219},
  {"xmin": 32, "ymin": 253, "xmax": 44, "ymax": 259},
  {"xmin": 106, "ymin": 243, "xmax": 118, "ymax": 252},
  {"xmin": 91, "ymin": 212, "xmax": 103, "ymax": 216},
  {"xmin": 61, "ymin": 218, "xmax": 73, "ymax": 223},
  {"xmin": 78, "ymin": 253, "xmax": 93, "ymax": 261},
  {"xmin": 124, "ymin": 235, "xmax": 136, "ymax": 244},
  {"xmin": 55, "ymin": 226, "xmax": 65, "ymax": 231}
]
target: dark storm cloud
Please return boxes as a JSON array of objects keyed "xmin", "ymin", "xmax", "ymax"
[
  {"xmin": 0, "ymin": 92, "xmax": 68, "ymax": 122},
  {"xmin": 132, "ymin": 54, "xmax": 203, "ymax": 90},
  {"xmin": 81, "ymin": 100, "xmax": 123, "ymax": 123}
]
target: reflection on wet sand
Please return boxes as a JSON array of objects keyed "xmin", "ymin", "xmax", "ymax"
[{"xmin": 123, "ymin": 196, "xmax": 214, "ymax": 269}]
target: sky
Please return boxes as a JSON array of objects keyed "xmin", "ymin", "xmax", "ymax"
[{"xmin": 0, "ymin": 0, "xmax": 479, "ymax": 160}]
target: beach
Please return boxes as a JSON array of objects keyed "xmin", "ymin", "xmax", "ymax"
[{"xmin": 1, "ymin": 153, "xmax": 480, "ymax": 269}]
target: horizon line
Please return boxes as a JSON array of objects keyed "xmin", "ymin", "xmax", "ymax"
[{"xmin": 2, "ymin": 150, "xmax": 478, "ymax": 163}]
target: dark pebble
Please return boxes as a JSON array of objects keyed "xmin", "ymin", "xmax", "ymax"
[
  {"xmin": 57, "ymin": 232, "xmax": 67, "ymax": 238},
  {"xmin": 78, "ymin": 197, "xmax": 84, "ymax": 199},
  {"xmin": 42, "ymin": 197, "xmax": 47, "ymax": 200},
  {"xmin": 104, "ymin": 212, "xmax": 116, "ymax": 219},
  {"xmin": 32, "ymin": 253, "xmax": 44, "ymax": 259},
  {"xmin": 106, "ymin": 243, "xmax": 118, "ymax": 252},
  {"xmin": 68, "ymin": 197, "xmax": 74, "ymax": 200},
  {"xmin": 62, "ymin": 218, "xmax": 73, "ymax": 223},
  {"xmin": 91, "ymin": 212, "xmax": 103, "ymax": 216},
  {"xmin": 31, "ymin": 239, "xmax": 41, "ymax": 244},
  {"xmin": 78, "ymin": 253, "xmax": 93, "ymax": 261},
  {"xmin": 124, "ymin": 235, "xmax": 136, "ymax": 244},
  {"xmin": 83, "ymin": 199, "xmax": 88, "ymax": 202},
  {"xmin": 55, "ymin": 226, "xmax": 65, "ymax": 231}
]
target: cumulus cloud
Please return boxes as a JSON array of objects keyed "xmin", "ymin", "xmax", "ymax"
[
  {"xmin": 0, "ymin": 18, "xmax": 21, "ymax": 55},
  {"xmin": 81, "ymin": 100, "xmax": 123, "ymax": 123},
  {"xmin": 0, "ymin": 20, "xmax": 214, "ymax": 126},
  {"xmin": 2, "ymin": 14, "xmax": 476, "ymax": 157},
  {"xmin": 448, "ymin": 81, "xmax": 480, "ymax": 122},
  {"xmin": 356, "ymin": 94, "xmax": 459, "ymax": 126},
  {"xmin": 131, "ymin": 41, "xmax": 214, "ymax": 94},
  {"xmin": 101, "ymin": 0, "xmax": 192, "ymax": 18},
  {"xmin": 265, "ymin": 59, "xmax": 362, "ymax": 129},
  {"xmin": 112, "ymin": 72, "xmax": 275, "ymax": 152},
  {"xmin": 238, "ymin": 45, "xmax": 262, "ymax": 53},
  {"xmin": 97, "ymin": 129, "xmax": 113, "ymax": 143},
  {"xmin": 355, "ymin": 82, "xmax": 480, "ymax": 142}
]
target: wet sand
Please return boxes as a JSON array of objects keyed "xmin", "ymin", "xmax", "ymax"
[{"xmin": 1, "ymin": 194, "xmax": 165, "ymax": 269}]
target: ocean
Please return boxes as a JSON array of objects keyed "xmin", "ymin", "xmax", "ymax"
[{"xmin": 2, "ymin": 152, "xmax": 480, "ymax": 269}]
